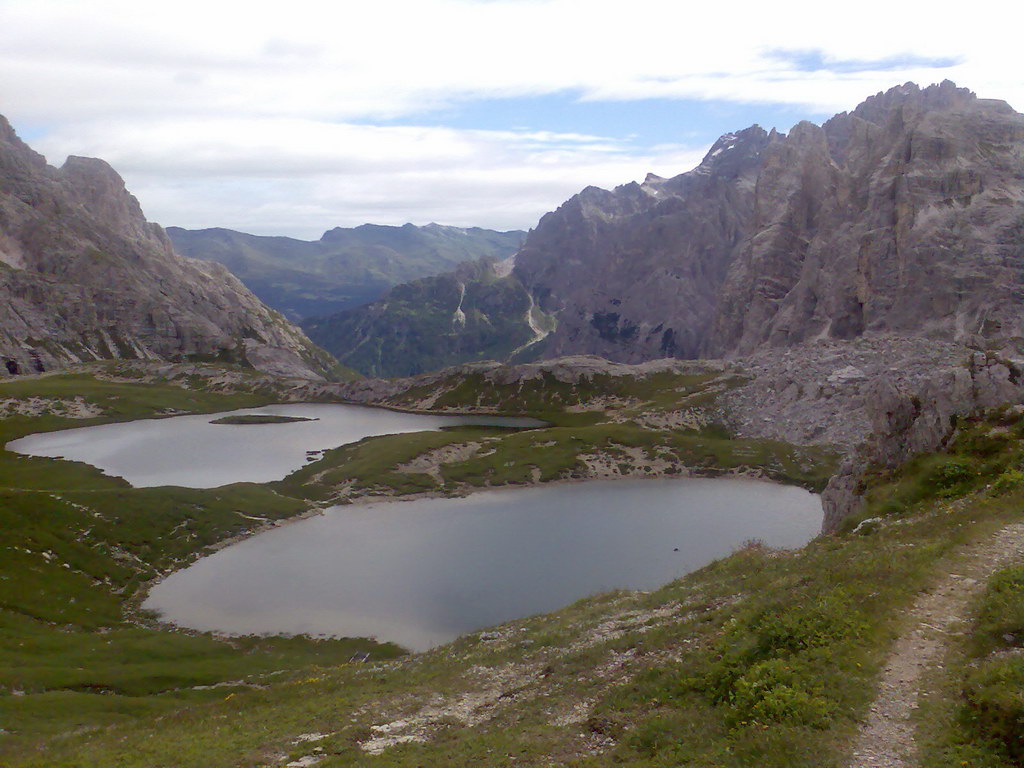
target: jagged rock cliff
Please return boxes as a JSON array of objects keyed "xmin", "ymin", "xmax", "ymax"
[
  {"xmin": 515, "ymin": 125, "xmax": 772, "ymax": 361},
  {"xmin": 317, "ymin": 82, "xmax": 1024, "ymax": 377},
  {"xmin": 709, "ymin": 81, "xmax": 1024, "ymax": 356},
  {"xmin": 820, "ymin": 350, "xmax": 1023, "ymax": 532},
  {"xmin": 527, "ymin": 81, "xmax": 1024, "ymax": 361},
  {"xmin": 0, "ymin": 116, "xmax": 335, "ymax": 379}
]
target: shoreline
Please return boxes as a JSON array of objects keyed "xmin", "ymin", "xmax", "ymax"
[
  {"xmin": 133, "ymin": 464, "xmax": 824, "ymax": 649},
  {"xmin": 8, "ymin": 390, "xmax": 826, "ymax": 650}
]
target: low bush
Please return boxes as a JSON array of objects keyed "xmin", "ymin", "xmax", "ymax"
[
  {"xmin": 960, "ymin": 656, "xmax": 1024, "ymax": 763},
  {"xmin": 991, "ymin": 469, "xmax": 1024, "ymax": 495},
  {"xmin": 968, "ymin": 566, "xmax": 1024, "ymax": 657},
  {"xmin": 690, "ymin": 588, "xmax": 865, "ymax": 728},
  {"xmin": 730, "ymin": 657, "xmax": 834, "ymax": 727}
]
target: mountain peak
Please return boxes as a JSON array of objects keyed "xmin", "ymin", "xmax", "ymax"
[
  {"xmin": 846, "ymin": 80, "xmax": 978, "ymax": 127},
  {"xmin": 700, "ymin": 125, "xmax": 770, "ymax": 165}
]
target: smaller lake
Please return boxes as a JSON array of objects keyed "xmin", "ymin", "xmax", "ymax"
[
  {"xmin": 6, "ymin": 404, "xmax": 543, "ymax": 488},
  {"xmin": 144, "ymin": 478, "xmax": 822, "ymax": 651}
]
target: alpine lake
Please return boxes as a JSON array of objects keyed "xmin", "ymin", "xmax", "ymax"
[{"xmin": 9, "ymin": 403, "xmax": 822, "ymax": 651}]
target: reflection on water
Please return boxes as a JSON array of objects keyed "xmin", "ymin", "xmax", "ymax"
[
  {"xmin": 145, "ymin": 478, "xmax": 822, "ymax": 651},
  {"xmin": 6, "ymin": 404, "xmax": 543, "ymax": 488}
]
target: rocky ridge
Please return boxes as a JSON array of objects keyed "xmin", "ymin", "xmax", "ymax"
[
  {"xmin": 516, "ymin": 81, "xmax": 1024, "ymax": 362},
  {"xmin": 515, "ymin": 125, "xmax": 772, "ymax": 362},
  {"xmin": 0, "ymin": 116, "xmax": 334, "ymax": 379},
  {"xmin": 821, "ymin": 348, "xmax": 1023, "ymax": 531},
  {"xmin": 709, "ymin": 82, "xmax": 1024, "ymax": 355}
]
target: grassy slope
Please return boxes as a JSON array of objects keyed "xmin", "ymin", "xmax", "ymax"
[
  {"xmin": 0, "ymin": 363, "xmax": 838, "ymax": 763},
  {"xmin": 9, "ymin": 364, "xmax": 1024, "ymax": 766},
  {"xmin": 10, "ymin": 410, "xmax": 1024, "ymax": 767},
  {"xmin": 277, "ymin": 369, "xmax": 836, "ymax": 506},
  {"xmin": 0, "ymin": 372, "xmax": 404, "ymax": 758}
]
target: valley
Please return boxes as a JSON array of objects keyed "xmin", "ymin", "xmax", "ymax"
[
  {"xmin": 168, "ymin": 224, "xmax": 524, "ymax": 322},
  {"xmin": 3, "ymin": 361, "xmax": 1024, "ymax": 767},
  {"xmin": 3, "ymin": 72, "xmax": 1024, "ymax": 768}
]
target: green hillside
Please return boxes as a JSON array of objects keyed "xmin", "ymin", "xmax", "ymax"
[{"xmin": 169, "ymin": 223, "xmax": 524, "ymax": 321}]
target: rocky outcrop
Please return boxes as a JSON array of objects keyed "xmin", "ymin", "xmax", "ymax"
[
  {"xmin": 821, "ymin": 351, "xmax": 1024, "ymax": 532},
  {"xmin": 513, "ymin": 81, "xmax": 1024, "ymax": 363},
  {"xmin": 0, "ymin": 115, "xmax": 335, "ymax": 379},
  {"xmin": 719, "ymin": 335, "xmax": 973, "ymax": 450},
  {"xmin": 168, "ymin": 223, "xmax": 524, "ymax": 321}
]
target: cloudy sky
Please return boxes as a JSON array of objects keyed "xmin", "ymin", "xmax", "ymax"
[{"xmin": 2, "ymin": 0, "xmax": 1020, "ymax": 238}]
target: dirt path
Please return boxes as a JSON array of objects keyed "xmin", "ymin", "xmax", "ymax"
[{"xmin": 849, "ymin": 521, "xmax": 1024, "ymax": 768}]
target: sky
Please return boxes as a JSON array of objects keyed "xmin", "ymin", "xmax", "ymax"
[{"xmin": 1, "ymin": 0, "xmax": 1021, "ymax": 239}]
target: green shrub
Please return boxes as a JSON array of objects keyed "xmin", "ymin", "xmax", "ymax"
[
  {"xmin": 626, "ymin": 715, "xmax": 684, "ymax": 757},
  {"xmin": 969, "ymin": 566, "xmax": 1024, "ymax": 657},
  {"xmin": 750, "ymin": 590, "xmax": 865, "ymax": 656},
  {"xmin": 730, "ymin": 658, "xmax": 834, "ymax": 727},
  {"xmin": 961, "ymin": 656, "xmax": 1024, "ymax": 762},
  {"xmin": 991, "ymin": 469, "xmax": 1024, "ymax": 495},
  {"xmin": 926, "ymin": 458, "xmax": 977, "ymax": 496},
  {"xmin": 876, "ymin": 498, "xmax": 907, "ymax": 517},
  {"xmin": 693, "ymin": 588, "xmax": 864, "ymax": 729}
]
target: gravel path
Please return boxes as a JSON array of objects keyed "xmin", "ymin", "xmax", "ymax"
[{"xmin": 849, "ymin": 521, "xmax": 1024, "ymax": 767}]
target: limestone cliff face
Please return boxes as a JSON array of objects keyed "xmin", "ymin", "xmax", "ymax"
[
  {"xmin": 820, "ymin": 350, "xmax": 1023, "ymax": 532},
  {"xmin": 709, "ymin": 81, "xmax": 1024, "ymax": 356},
  {"xmin": 513, "ymin": 125, "xmax": 772, "ymax": 361},
  {"xmin": 0, "ymin": 116, "xmax": 335, "ymax": 379},
  {"xmin": 512, "ymin": 81, "xmax": 1024, "ymax": 362}
]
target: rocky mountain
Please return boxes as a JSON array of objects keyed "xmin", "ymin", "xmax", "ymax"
[
  {"xmin": 315, "ymin": 81, "xmax": 1024, "ymax": 376},
  {"xmin": 168, "ymin": 223, "xmax": 524, "ymax": 321},
  {"xmin": 708, "ymin": 81, "xmax": 1024, "ymax": 355},
  {"xmin": 0, "ymin": 115, "xmax": 336, "ymax": 379}
]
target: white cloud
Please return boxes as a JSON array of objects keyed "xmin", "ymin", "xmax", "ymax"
[
  {"xmin": 1, "ymin": 0, "xmax": 1020, "ymax": 235},
  {"xmin": 39, "ymin": 117, "xmax": 704, "ymax": 235}
]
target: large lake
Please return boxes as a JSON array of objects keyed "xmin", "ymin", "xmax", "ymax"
[
  {"xmin": 6, "ymin": 404, "xmax": 543, "ymax": 487},
  {"xmin": 144, "ymin": 478, "xmax": 822, "ymax": 651}
]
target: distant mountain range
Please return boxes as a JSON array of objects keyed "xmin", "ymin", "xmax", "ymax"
[
  {"xmin": 167, "ymin": 223, "xmax": 524, "ymax": 322},
  {"xmin": 310, "ymin": 81, "xmax": 1024, "ymax": 377}
]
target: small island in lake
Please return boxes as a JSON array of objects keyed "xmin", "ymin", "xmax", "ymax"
[{"xmin": 210, "ymin": 414, "xmax": 319, "ymax": 425}]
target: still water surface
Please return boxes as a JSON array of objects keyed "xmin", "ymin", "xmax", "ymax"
[
  {"xmin": 144, "ymin": 478, "xmax": 822, "ymax": 651},
  {"xmin": 6, "ymin": 404, "xmax": 543, "ymax": 487}
]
